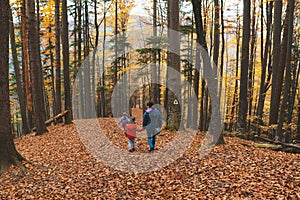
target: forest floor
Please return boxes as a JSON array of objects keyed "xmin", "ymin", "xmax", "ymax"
[{"xmin": 0, "ymin": 112, "xmax": 299, "ymax": 199}]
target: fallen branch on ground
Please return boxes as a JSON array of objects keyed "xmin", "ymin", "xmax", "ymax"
[
  {"xmin": 254, "ymin": 135, "xmax": 300, "ymax": 153},
  {"xmin": 32, "ymin": 110, "xmax": 70, "ymax": 132}
]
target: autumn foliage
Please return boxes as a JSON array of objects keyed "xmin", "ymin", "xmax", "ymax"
[{"xmin": 0, "ymin": 119, "xmax": 299, "ymax": 199}]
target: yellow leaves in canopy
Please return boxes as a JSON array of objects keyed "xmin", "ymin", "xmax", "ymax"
[
  {"xmin": 106, "ymin": 0, "xmax": 135, "ymax": 32},
  {"xmin": 43, "ymin": 0, "xmax": 55, "ymax": 15}
]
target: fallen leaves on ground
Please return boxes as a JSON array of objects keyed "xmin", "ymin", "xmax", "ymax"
[{"xmin": 0, "ymin": 118, "xmax": 299, "ymax": 199}]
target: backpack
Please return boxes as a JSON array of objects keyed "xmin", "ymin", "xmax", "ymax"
[
  {"xmin": 143, "ymin": 109, "xmax": 162, "ymax": 135},
  {"xmin": 125, "ymin": 123, "xmax": 137, "ymax": 139}
]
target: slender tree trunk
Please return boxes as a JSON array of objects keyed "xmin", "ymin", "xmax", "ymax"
[
  {"xmin": 73, "ymin": 0, "xmax": 77, "ymax": 118},
  {"xmin": 186, "ymin": 25, "xmax": 194, "ymax": 129},
  {"xmin": 213, "ymin": 0, "xmax": 220, "ymax": 67},
  {"xmin": 62, "ymin": 0, "xmax": 73, "ymax": 124},
  {"xmin": 164, "ymin": 0, "xmax": 171, "ymax": 122},
  {"xmin": 200, "ymin": 79, "xmax": 205, "ymax": 131},
  {"xmin": 21, "ymin": 0, "xmax": 34, "ymax": 129},
  {"xmin": 229, "ymin": 10, "xmax": 240, "ymax": 131},
  {"xmin": 166, "ymin": 0, "xmax": 181, "ymax": 130},
  {"xmin": 84, "ymin": 0, "xmax": 91, "ymax": 118},
  {"xmin": 114, "ymin": 0, "xmax": 118, "ymax": 87},
  {"xmin": 256, "ymin": 1, "xmax": 273, "ymax": 120},
  {"xmin": 92, "ymin": 0, "xmax": 98, "ymax": 116},
  {"xmin": 287, "ymin": 61, "xmax": 300, "ymax": 127},
  {"xmin": 212, "ymin": 0, "xmax": 224, "ymax": 144},
  {"xmin": 101, "ymin": 0, "xmax": 107, "ymax": 117},
  {"xmin": 0, "ymin": 0, "xmax": 25, "ymax": 173},
  {"xmin": 152, "ymin": 0, "xmax": 159, "ymax": 104},
  {"xmin": 78, "ymin": 1, "xmax": 83, "ymax": 119},
  {"xmin": 9, "ymin": 7, "xmax": 30, "ymax": 135},
  {"xmin": 55, "ymin": 0, "xmax": 62, "ymax": 121},
  {"xmin": 27, "ymin": 0, "xmax": 48, "ymax": 135},
  {"xmin": 297, "ymin": 83, "xmax": 300, "ymax": 141},
  {"xmin": 48, "ymin": 27, "xmax": 57, "ymax": 120},
  {"xmin": 192, "ymin": 0, "xmax": 208, "ymax": 132},
  {"xmin": 113, "ymin": 0, "xmax": 119, "ymax": 116},
  {"xmin": 269, "ymin": 0, "xmax": 282, "ymax": 125},
  {"xmin": 192, "ymin": 47, "xmax": 199, "ymax": 130},
  {"xmin": 237, "ymin": 0, "xmax": 251, "ymax": 134},
  {"xmin": 36, "ymin": 0, "xmax": 48, "ymax": 121},
  {"xmin": 276, "ymin": 0, "xmax": 295, "ymax": 141},
  {"xmin": 248, "ymin": 1, "xmax": 257, "ymax": 132},
  {"xmin": 220, "ymin": 0, "xmax": 225, "ymax": 77},
  {"xmin": 204, "ymin": 84, "xmax": 209, "ymax": 131}
]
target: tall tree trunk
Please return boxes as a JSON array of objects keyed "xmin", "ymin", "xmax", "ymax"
[
  {"xmin": 192, "ymin": 48, "xmax": 199, "ymax": 130},
  {"xmin": 101, "ymin": 0, "xmax": 107, "ymax": 117},
  {"xmin": 237, "ymin": 0, "xmax": 250, "ymax": 134},
  {"xmin": 84, "ymin": 0, "xmax": 91, "ymax": 118},
  {"xmin": 48, "ymin": 27, "xmax": 57, "ymax": 120},
  {"xmin": 269, "ymin": 0, "xmax": 282, "ymax": 125},
  {"xmin": 276, "ymin": 0, "xmax": 295, "ymax": 141},
  {"xmin": 256, "ymin": 1, "xmax": 273, "ymax": 120},
  {"xmin": 62, "ymin": 0, "xmax": 73, "ymax": 124},
  {"xmin": 192, "ymin": 0, "xmax": 208, "ymax": 131},
  {"xmin": 164, "ymin": 0, "xmax": 171, "ymax": 122},
  {"xmin": 248, "ymin": 0, "xmax": 257, "ymax": 132},
  {"xmin": 55, "ymin": 0, "xmax": 62, "ymax": 121},
  {"xmin": 21, "ymin": 0, "xmax": 34, "ymax": 129},
  {"xmin": 186, "ymin": 22, "xmax": 194, "ymax": 129},
  {"xmin": 287, "ymin": 60, "xmax": 300, "ymax": 128},
  {"xmin": 78, "ymin": 0, "xmax": 84, "ymax": 119},
  {"xmin": 229, "ymin": 8, "xmax": 240, "ymax": 131},
  {"xmin": 220, "ymin": 0, "xmax": 225, "ymax": 88},
  {"xmin": 166, "ymin": 0, "xmax": 181, "ymax": 130},
  {"xmin": 297, "ymin": 80, "xmax": 300, "ymax": 141},
  {"xmin": 0, "ymin": 0, "xmax": 25, "ymax": 173},
  {"xmin": 27, "ymin": 0, "xmax": 48, "ymax": 135},
  {"xmin": 199, "ymin": 79, "xmax": 204, "ymax": 131},
  {"xmin": 212, "ymin": 0, "xmax": 225, "ymax": 144},
  {"xmin": 152, "ymin": 0, "xmax": 159, "ymax": 104},
  {"xmin": 73, "ymin": 0, "xmax": 77, "ymax": 118},
  {"xmin": 114, "ymin": 0, "xmax": 119, "ymax": 116},
  {"xmin": 9, "ymin": 7, "xmax": 30, "ymax": 135},
  {"xmin": 213, "ymin": 0, "xmax": 220, "ymax": 67},
  {"xmin": 92, "ymin": 0, "xmax": 98, "ymax": 117},
  {"xmin": 36, "ymin": 0, "xmax": 48, "ymax": 121}
]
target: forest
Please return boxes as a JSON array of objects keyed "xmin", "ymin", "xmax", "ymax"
[{"xmin": 0, "ymin": 0, "xmax": 299, "ymax": 198}]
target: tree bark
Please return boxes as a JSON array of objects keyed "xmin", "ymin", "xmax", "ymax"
[
  {"xmin": 192, "ymin": 0, "xmax": 207, "ymax": 131},
  {"xmin": 9, "ymin": 7, "xmax": 30, "ymax": 135},
  {"xmin": 77, "ymin": 0, "xmax": 84, "ymax": 119},
  {"xmin": 73, "ymin": 0, "xmax": 77, "ymax": 118},
  {"xmin": 84, "ymin": 0, "xmax": 91, "ymax": 118},
  {"xmin": 256, "ymin": 1, "xmax": 273, "ymax": 120},
  {"xmin": 21, "ymin": 0, "xmax": 34, "ymax": 129},
  {"xmin": 0, "ymin": 0, "xmax": 25, "ymax": 173},
  {"xmin": 48, "ymin": 27, "xmax": 57, "ymax": 120},
  {"xmin": 213, "ymin": 0, "xmax": 220, "ymax": 67},
  {"xmin": 27, "ymin": 0, "xmax": 48, "ymax": 135},
  {"xmin": 276, "ymin": 0, "xmax": 295, "ymax": 141},
  {"xmin": 55, "ymin": 0, "xmax": 62, "ymax": 121},
  {"xmin": 62, "ymin": 0, "xmax": 73, "ymax": 124},
  {"xmin": 297, "ymin": 92, "xmax": 300, "ymax": 141},
  {"xmin": 269, "ymin": 0, "xmax": 282, "ymax": 125},
  {"xmin": 152, "ymin": 0, "xmax": 159, "ymax": 104},
  {"xmin": 166, "ymin": 0, "xmax": 181, "ymax": 130},
  {"xmin": 247, "ymin": 0, "xmax": 257, "ymax": 132},
  {"xmin": 101, "ymin": 0, "xmax": 107, "ymax": 117},
  {"xmin": 212, "ymin": 0, "xmax": 225, "ymax": 144},
  {"xmin": 237, "ymin": 0, "xmax": 250, "ymax": 134}
]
